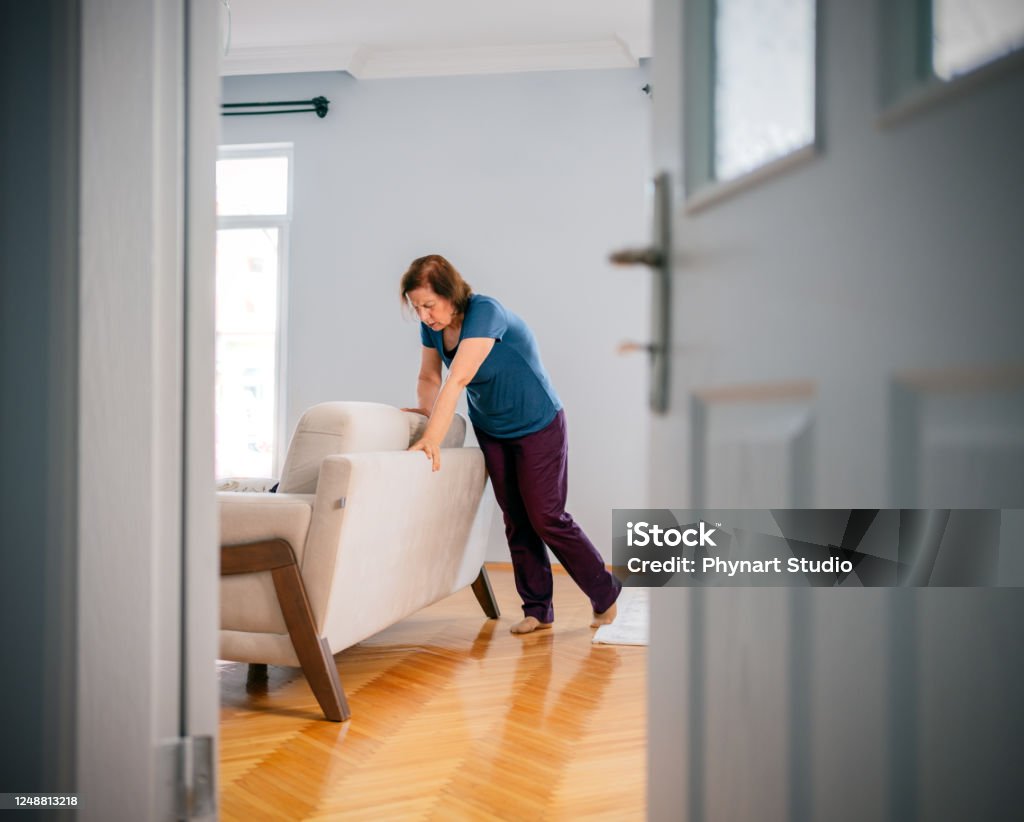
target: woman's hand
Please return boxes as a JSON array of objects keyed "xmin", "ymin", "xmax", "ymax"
[
  {"xmin": 401, "ymin": 407, "xmax": 430, "ymax": 416},
  {"xmin": 408, "ymin": 437, "xmax": 443, "ymax": 472},
  {"xmin": 406, "ymin": 339, "xmax": 493, "ymax": 474}
]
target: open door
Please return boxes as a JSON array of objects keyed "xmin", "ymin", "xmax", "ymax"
[
  {"xmin": 76, "ymin": 1, "xmax": 220, "ymax": 819},
  {"xmin": 644, "ymin": 1, "xmax": 1024, "ymax": 819}
]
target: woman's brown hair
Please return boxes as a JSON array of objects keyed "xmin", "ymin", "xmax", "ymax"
[{"xmin": 400, "ymin": 254, "xmax": 473, "ymax": 316}]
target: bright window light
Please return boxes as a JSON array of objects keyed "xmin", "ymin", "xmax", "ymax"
[
  {"xmin": 932, "ymin": 0, "xmax": 1024, "ymax": 80},
  {"xmin": 215, "ymin": 147, "xmax": 291, "ymax": 479},
  {"xmin": 713, "ymin": 0, "xmax": 816, "ymax": 182},
  {"xmin": 216, "ymin": 155, "xmax": 289, "ymax": 216}
]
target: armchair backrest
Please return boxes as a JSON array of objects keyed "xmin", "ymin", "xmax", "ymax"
[{"xmin": 277, "ymin": 401, "xmax": 467, "ymax": 494}]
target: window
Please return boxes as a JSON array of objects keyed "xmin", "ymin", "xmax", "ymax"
[
  {"xmin": 932, "ymin": 0, "xmax": 1024, "ymax": 80},
  {"xmin": 215, "ymin": 144, "xmax": 292, "ymax": 479},
  {"xmin": 713, "ymin": 0, "xmax": 816, "ymax": 182},
  {"xmin": 685, "ymin": 0, "xmax": 818, "ymax": 199},
  {"xmin": 881, "ymin": 0, "xmax": 1024, "ymax": 110}
]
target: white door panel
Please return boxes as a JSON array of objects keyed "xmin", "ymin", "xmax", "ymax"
[{"xmin": 647, "ymin": 1, "xmax": 1024, "ymax": 819}]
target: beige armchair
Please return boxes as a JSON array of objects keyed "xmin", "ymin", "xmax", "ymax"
[{"xmin": 218, "ymin": 401, "xmax": 497, "ymax": 721}]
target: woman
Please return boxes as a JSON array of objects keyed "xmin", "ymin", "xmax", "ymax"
[{"xmin": 400, "ymin": 254, "xmax": 620, "ymax": 634}]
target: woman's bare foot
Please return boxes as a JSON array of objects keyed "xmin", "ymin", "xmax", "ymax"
[
  {"xmin": 510, "ymin": 616, "xmax": 553, "ymax": 635},
  {"xmin": 591, "ymin": 601, "xmax": 617, "ymax": 628}
]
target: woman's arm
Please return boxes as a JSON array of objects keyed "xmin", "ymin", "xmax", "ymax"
[
  {"xmin": 405, "ymin": 346, "xmax": 442, "ymax": 416},
  {"xmin": 409, "ymin": 337, "xmax": 495, "ymax": 471}
]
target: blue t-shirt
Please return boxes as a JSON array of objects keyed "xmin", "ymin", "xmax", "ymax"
[{"xmin": 420, "ymin": 294, "xmax": 562, "ymax": 438}]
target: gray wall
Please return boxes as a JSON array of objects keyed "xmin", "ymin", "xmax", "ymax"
[
  {"xmin": 221, "ymin": 66, "xmax": 652, "ymax": 562},
  {"xmin": 0, "ymin": 0, "xmax": 80, "ymax": 798}
]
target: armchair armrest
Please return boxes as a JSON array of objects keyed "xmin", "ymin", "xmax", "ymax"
[
  {"xmin": 219, "ymin": 492, "xmax": 317, "ymax": 639},
  {"xmin": 217, "ymin": 492, "xmax": 315, "ymax": 557}
]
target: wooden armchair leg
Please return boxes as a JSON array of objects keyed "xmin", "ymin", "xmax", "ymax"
[
  {"xmin": 222, "ymin": 539, "xmax": 350, "ymax": 722},
  {"xmin": 246, "ymin": 663, "xmax": 268, "ymax": 694},
  {"xmin": 471, "ymin": 565, "xmax": 500, "ymax": 619},
  {"xmin": 271, "ymin": 563, "xmax": 350, "ymax": 722}
]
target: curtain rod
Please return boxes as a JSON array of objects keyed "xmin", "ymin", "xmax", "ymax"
[{"xmin": 221, "ymin": 96, "xmax": 330, "ymax": 118}]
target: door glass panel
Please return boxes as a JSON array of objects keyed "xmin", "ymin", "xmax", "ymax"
[
  {"xmin": 714, "ymin": 0, "xmax": 816, "ymax": 182},
  {"xmin": 215, "ymin": 227, "xmax": 279, "ymax": 478},
  {"xmin": 932, "ymin": 0, "xmax": 1024, "ymax": 79}
]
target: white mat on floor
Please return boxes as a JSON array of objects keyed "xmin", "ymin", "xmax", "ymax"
[{"xmin": 592, "ymin": 587, "xmax": 649, "ymax": 646}]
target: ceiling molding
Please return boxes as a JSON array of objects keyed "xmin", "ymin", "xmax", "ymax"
[
  {"xmin": 221, "ymin": 38, "xmax": 642, "ymax": 79},
  {"xmin": 615, "ymin": 31, "xmax": 651, "ymax": 64},
  {"xmin": 221, "ymin": 42, "xmax": 359, "ymax": 76},
  {"xmin": 350, "ymin": 39, "xmax": 638, "ymax": 79}
]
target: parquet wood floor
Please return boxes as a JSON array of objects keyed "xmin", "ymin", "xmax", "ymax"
[{"xmin": 219, "ymin": 564, "xmax": 646, "ymax": 821}]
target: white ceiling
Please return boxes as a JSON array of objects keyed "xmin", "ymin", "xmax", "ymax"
[{"xmin": 221, "ymin": 0, "xmax": 652, "ymax": 79}]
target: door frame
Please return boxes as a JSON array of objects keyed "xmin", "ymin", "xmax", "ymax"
[{"xmin": 77, "ymin": 1, "xmax": 219, "ymax": 818}]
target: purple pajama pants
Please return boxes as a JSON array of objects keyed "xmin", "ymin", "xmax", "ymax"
[{"xmin": 474, "ymin": 409, "xmax": 621, "ymax": 623}]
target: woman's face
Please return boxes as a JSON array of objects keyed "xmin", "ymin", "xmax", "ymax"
[{"xmin": 407, "ymin": 286, "xmax": 458, "ymax": 331}]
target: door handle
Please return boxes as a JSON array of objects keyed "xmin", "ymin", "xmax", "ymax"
[
  {"xmin": 609, "ymin": 171, "xmax": 671, "ymax": 413},
  {"xmin": 618, "ymin": 341, "xmax": 657, "ymax": 355},
  {"xmin": 609, "ymin": 247, "xmax": 665, "ymax": 268}
]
